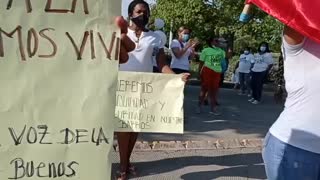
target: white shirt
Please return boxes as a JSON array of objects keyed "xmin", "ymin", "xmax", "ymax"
[
  {"xmin": 170, "ymin": 39, "xmax": 191, "ymax": 71},
  {"xmin": 270, "ymin": 37, "xmax": 320, "ymax": 154},
  {"xmin": 251, "ymin": 52, "xmax": 273, "ymax": 72},
  {"xmin": 120, "ymin": 29, "xmax": 163, "ymax": 72},
  {"xmin": 152, "ymin": 30, "xmax": 167, "ymax": 67},
  {"xmin": 238, "ymin": 53, "xmax": 255, "ymax": 73}
]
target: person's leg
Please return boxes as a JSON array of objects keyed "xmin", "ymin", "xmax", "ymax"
[
  {"xmin": 198, "ymin": 67, "xmax": 209, "ymax": 113},
  {"xmin": 239, "ymin": 72, "xmax": 245, "ymax": 94},
  {"xmin": 244, "ymin": 73, "xmax": 251, "ymax": 94},
  {"xmin": 251, "ymin": 72, "xmax": 258, "ymax": 100},
  {"xmin": 209, "ymin": 71, "xmax": 221, "ymax": 114},
  {"xmin": 256, "ymin": 72, "xmax": 265, "ymax": 102},
  {"xmin": 219, "ymin": 73, "xmax": 225, "ymax": 87},
  {"xmin": 127, "ymin": 132, "xmax": 139, "ymax": 175},
  {"xmin": 198, "ymin": 86, "xmax": 208, "ymax": 113},
  {"xmin": 263, "ymin": 133, "xmax": 320, "ymax": 180},
  {"xmin": 116, "ymin": 132, "xmax": 130, "ymax": 178}
]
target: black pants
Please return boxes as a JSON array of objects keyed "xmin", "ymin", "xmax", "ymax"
[
  {"xmin": 153, "ymin": 66, "xmax": 160, "ymax": 73},
  {"xmin": 172, "ymin": 68, "xmax": 189, "ymax": 74},
  {"xmin": 239, "ymin": 72, "xmax": 251, "ymax": 94},
  {"xmin": 251, "ymin": 71, "xmax": 266, "ymax": 101}
]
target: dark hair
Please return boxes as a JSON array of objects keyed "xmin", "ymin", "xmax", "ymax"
[
  {"xmin": 128, "ymin": 0, "xmax": 150, "ymax": 17},
  {"xmin": 206, "ymin": 37, "xmax": 218, "ymax": 48},
  {"xmin": 177, "ymin": 26, "xmax": 192, "ymax": 34},
  {"xmin": 258, "ymin": 42, "xmax": 271, "ymax": 53}
]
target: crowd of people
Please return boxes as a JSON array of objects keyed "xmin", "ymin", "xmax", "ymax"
[
  {"xmin": 232, "ymin": 42, "xmax": 274, "ymax": 104},
  {"xmin": 117, "ymin": 0, "xmax": 320, "ymax": 180}
]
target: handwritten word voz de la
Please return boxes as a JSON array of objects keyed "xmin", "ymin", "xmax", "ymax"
[{"xmin": 8, "ymin": 125, "xmax": 109, "ymax": 146}]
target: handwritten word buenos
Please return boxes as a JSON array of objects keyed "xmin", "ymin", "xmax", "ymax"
[{"xmin": 8, "ymin": 158, "xmax": 78, "ymax": 180}]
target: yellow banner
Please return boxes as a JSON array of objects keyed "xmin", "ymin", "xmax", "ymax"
[
  {"xmin": 0, "ymin": 1, "xmax": 120, "ymax": 179},
  {"xmin": 115, "ymin": 72, "xmax": 185, "ymax": 134}
]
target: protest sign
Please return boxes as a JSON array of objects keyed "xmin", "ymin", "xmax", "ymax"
[
  {"xmin": 115, "ymin": 72, "xmax": 185, "ymax": 134},
  {"xmin": 0, "ymin": 0, "xmax": 120, "ymax": 179}
]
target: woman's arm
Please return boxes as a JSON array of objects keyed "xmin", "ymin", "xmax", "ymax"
[
  {"xmin": 283, "ymin": 26, "xmax": 305, "ymax": 45},
  {"xmin": 171, "ymin": 40, "xmax": 197, "ymax": 59},
  {"xmin": 115, "ymin": 16, "xmax": 135, "ymax": 64},
  {"xmin": 157, "ymin": 48, "xmax": 190, "ymax": 82}
]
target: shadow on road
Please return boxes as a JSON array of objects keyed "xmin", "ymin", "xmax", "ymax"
[
  {"xmin": 139, "ymin": 86, "xmax": 283, "ymax": 141},
  {"xmin": 112, "ymin": 152, "xmax": 266, "ymax": 179}
]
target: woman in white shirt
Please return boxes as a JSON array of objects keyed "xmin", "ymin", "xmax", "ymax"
[
  {"xmin": 238, "ymin": 47, "xmax": 255, "ymax": 96},
  {"xmin": 249, "ymin": 42, "xmax": 273, "ymax": 104},
  {"xmin": 170, "ymin": 26, "xmax": 197, "ymax": 74},
  {"xmin": 263, "ymin": 26, "xmax": 320, "ymax": 180},
  {"xmin": 117, "ymin": 1, "xmax": 189, "ymax": 179}
]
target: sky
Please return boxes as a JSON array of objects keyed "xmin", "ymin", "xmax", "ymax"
[{"xmin": 122, "ymin": 0, "xmax": 155, "ymax": 18}]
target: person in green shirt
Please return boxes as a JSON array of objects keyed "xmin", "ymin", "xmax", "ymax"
[{"xmin": 197, "ymin": 37, "xmax": 225, "ymax": 115}]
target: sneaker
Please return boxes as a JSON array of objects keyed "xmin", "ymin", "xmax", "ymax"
[
  {"xmin": 209, "ymin": 110, "xmax": 221, "ymax": 116},
  {"xmin": 248, "ymin": 98, "xmax": 255, "ymax": 102},
  {"xmin": 247, "ymin": 94, "xmax": 251, "ymax": 97},
  {"xmin": 196, "ymin": 107, "xmax": 202, "ymax": 114},
  {"xmin": 252, "ymin": 100, "xmax": 260, "ymax": 104}
]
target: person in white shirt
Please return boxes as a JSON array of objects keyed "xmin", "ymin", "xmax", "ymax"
[
  {"xmin": 248, "ymin": 42, "xmax": 273, "ymax": 104},
  {"xmin": 152, "ymin": 18, "xmax": 167, "ymax": 72},
  {"xmin": 238, "ymin": 47, "xmax": 255, "ymax": 96},
  {"xmin": 170, "ymin": 26, "xmax": 197, "ymax": 74},
  {"xmin": 117, "ymin": 1, "xmax": 189, "ymax": 179},
  {"xmin": 263, "ymin": 26, "xmax": 320, "ymax": 180}
]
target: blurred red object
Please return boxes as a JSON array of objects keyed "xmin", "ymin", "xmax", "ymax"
[{"xmin": 246, "ymin": 0, "xmax": 320, "ymax": 43}]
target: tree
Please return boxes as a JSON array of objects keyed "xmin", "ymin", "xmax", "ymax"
[{"xmin": 151, "ymin": 0, "xmax": 282, "ymax": 53}]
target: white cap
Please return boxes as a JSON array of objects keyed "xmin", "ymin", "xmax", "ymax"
[{"xmin": 154, "ymin": 18, "xmax": 165, "ymax": 30}]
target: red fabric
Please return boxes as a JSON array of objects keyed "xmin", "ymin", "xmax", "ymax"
[
  {"xmin": 246, "ymin": 0, "xmax": 320, "ymax": 43},
  {"xmin": 200, "ymin": 66, "xmax": 221, "ymax": 91}
]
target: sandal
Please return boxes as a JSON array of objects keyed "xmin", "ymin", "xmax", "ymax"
[
  {"xmin": 127, "ymin": 164, "xmax": 138, "ymax": 176},
  {"xmin": 115, "ymin": 171, "xmax": 127, "ymax": 180}
]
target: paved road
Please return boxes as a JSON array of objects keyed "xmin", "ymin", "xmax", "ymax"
[
  {"xmin": 111, "ymin": 85, "xmax": 283, "ymax": 179},
  {"xmin": 139, "ymin": 85, "xmax": 283, "ymax": 142},
  {"xmin": 111, "ymin": 148, "xmax": 266, "ymax": 180}
]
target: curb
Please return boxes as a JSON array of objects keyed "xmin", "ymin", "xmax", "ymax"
[
  {"xmin": 113, "ymin": 139, "xmax": 263, "ymax": 152},
  {"xmin": 188, "ymin": 79, "xmax": 276, "ymax": 92}
]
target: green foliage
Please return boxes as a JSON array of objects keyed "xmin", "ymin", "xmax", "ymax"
[{"xmin": 151, "ymin": 0, "xmax": 283, "ymax": 53}]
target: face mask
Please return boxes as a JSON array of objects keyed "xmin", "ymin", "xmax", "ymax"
[
  {"xmin": 131, "ymin": 14, "xmax": 149, "ymax": 28},
  {"xmin": 260, "ymin": 46, "xmax": 267, "ymax": 52},
  {"xmin": 244, "ymin": 50, "xmax": 249, "ymax": 55},
  {"xmin": 182, "ymin": 34, "xmax": 190, "ymax": 42}
]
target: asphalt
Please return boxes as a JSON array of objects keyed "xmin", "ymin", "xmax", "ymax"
[{"xmin": 111, "ymin": 83, "xmax": 283, "ymax": 180}]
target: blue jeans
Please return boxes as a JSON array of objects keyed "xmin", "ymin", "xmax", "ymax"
[{"xmin": 263, "ymin": 133, "xmax": 320, "ymax": 180}]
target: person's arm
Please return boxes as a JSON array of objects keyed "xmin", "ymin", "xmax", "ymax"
[
  {"xmin": 283, "ymin": 26, "xmax": 304, "ymax": 45},
  {"xmin": 171, "ymin": 40, "xmax": 196, "ymax": 59},
  {"xmin": 157, "ymin": 48, "xmax": 189, "ymax": 82},
  {"xmin": 198, "ymin": 61, "xmax": 204, "ymax": 75},
  {"xmin": 234, "ymin": 61, "xmax": 239, "ymax": 73},
  {"xmin": 188, "ymin": 47, "xmax": 196, "ymax": 60},
  {"xmin": 266, "ymin": 55, "xmax": 273, "ymax": 72},
  {"xmin": 115, "ymin": 16, "xmax": 135, "ymax": 64},
  {"xmin": 226, "ymin": 48, "xmax": 233, "ymax": 59},
  {"xmin": 198, "ymin": 49, "xmax": 206, "ymax": 75},
  {"xmin": 157, "ymin": 48, "xmax": 174, "ymax": 74}
]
